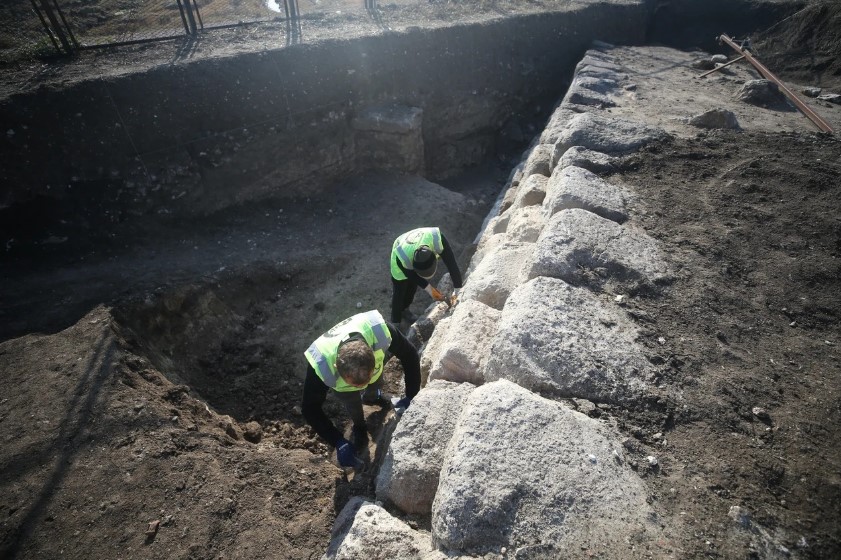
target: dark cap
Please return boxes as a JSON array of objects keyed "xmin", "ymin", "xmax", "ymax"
[{"xmin": 412, "ymin": 246, "xmax": 438, "ymax": 279}]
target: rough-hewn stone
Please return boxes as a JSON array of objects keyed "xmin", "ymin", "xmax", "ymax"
[
  {"xmin": 431, "ymin": 380, "xmax": 660, "ymax": 556},
  {"xmin": 460, "ymin": 245, "xmax": 533, "ymax": 310},
  {"xmin": 376, "ymin": 381, "xmax": 476, "ymax": 514},
  {"xmin": 323, "ymin": 498, "xmax": 436, "ymax": 560},
  {"xmin": 553, "ymin": 112, "xmax": 668, "ymax": 155},
  {"xmin": 543, "ymin": 166, "xmax": 630, "ymax": 224},
  {"xmin": 553, "ymin": 145, "xmax": 618, "ymax": 173},
  {"xmin": 528, "ymin": 208, "xmax": 672, "ymax": 294},
  {"xmin": 483, "ymin": 278, "xmax": 652, "ymax": 404}
]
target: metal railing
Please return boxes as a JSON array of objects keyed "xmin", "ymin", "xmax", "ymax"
[
  {"xmin": 3, "ymin": 0, "xmax": 310, "ymax": 58},
  {"xmin": 1, "ymin": 0, "xmax": 558, "ymax": 61}
]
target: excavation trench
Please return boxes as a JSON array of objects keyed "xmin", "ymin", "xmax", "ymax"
[
  {"xmin": 108, "ymin": 167, "xmax": 503, "ymax": 441},
  {"xmin": 2, "ymin": 0, "xmax": 803, "ymax": 495},
  {"xmin": 1, "ymin": 1, "xmax": 823, "ymax": 558}
]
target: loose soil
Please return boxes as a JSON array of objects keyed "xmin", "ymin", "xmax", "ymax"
[
  {"xmin": 611, "ymin": 130, "xmax": 841, "ymax": 559},
  {"xmin": 0, "ymin": 166, "xmax": 508, "ymax": 559},
  {"xmin": 2, "ymin": 2, "xmax": 841, "ymax": 559}
]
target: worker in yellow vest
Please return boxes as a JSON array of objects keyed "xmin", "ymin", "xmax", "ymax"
[
  {"xmin": 390, "ymin": 227, "xmax": 463, "ymax": 324},
  {"xmin": 302, "ymin": 310, "xmax": 419, "ymax": 467}
]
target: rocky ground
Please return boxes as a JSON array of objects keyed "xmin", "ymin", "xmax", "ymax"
[{"xmin": 2, "ymin": 1, "xmax": 841, "ymax": 559}]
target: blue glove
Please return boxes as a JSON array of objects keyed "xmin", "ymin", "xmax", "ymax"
[
  {"xmin": 393, "ymin": 397, "xmax": 412, "ymax": 414},
  {"xmin": 336, "ymin": 439, "xmax": 360, "ymax": 468}
]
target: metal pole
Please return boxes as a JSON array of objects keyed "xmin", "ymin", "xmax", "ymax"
[
  {"xmin": 191, "ymin": 0, "xmax": 203, "ymax": 31},
  {"xmin": 175, "ymin": 0, "xmax": 190, "ymax": 35},
  {"xmin": 183, "ymin": 0, "xmax": 198, "ymax": 34},
  {"xmin": 719, "ymin": 34, "xmax": 833, "ymax": 134},
  {"xmin": 51, "ymin": 0, "xmax": 78, "ymax": 48},
  {"xmin": 697, "ymin": 55, "xmax": 745, "ymax": 78},
  {"xmin": 37, "ymin": 0, "xmax": 72, "ymax": 53},
  {"xmin": 30, "ymin": 0, "xmax": 61, "ymax": 53}
]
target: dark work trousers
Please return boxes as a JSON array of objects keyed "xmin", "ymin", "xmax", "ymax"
[
  {"xmin": 390, "ymin": 278, "xmax": 418, "ymax": 323},
  {"xmin": 331, "ymin": 374, "xmax": 383, "ymax": 429}
]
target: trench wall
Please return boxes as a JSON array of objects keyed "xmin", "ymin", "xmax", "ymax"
[{"xmin": 0, "ymin": 3, "xmax": 647, "ymax": 226}]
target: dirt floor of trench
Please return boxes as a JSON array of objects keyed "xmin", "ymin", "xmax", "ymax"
[{"xmin": 0, "ymin": 162, "xmax": 508, "ymax": 559}]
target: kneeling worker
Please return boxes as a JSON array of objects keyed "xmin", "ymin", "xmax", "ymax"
[
  {"xmin": 390, "ymin": 226, "xmax": 463, "ymax": 324},
  {"xmin": 301, "ymin": 309, "xmax": 419, "ymax": 468}
]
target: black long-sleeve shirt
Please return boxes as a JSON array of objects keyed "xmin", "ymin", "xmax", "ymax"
[
  {"xmin": 395, "ymin": 232, "xmax": 464, "ymax": 290},
  {"xmin": 301, "ymin": 323, "xmax": 420, "ymax": 446}
]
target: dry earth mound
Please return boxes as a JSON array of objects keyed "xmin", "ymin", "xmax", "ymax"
[{"xmin": 754, "ymin": 1, "xmax": 841, "ymax": 90}]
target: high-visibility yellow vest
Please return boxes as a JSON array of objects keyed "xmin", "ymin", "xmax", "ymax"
[
  {"xmin": 390, "ymin": 227, "xmax": 443, "ymax": 281},
  {"xmin": 304, "ymin": 310, "xmax": 392, "ymax": 392}
]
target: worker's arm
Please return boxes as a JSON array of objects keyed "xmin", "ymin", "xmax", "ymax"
[
  {"xmin": 301, "ymin": 365, "xmax": 344, "ymax": 447},
  {"xmin": 386, "ymin": 322, "xmax": 420, "ymax": 400},
  {"xmin": 439, "ymin": 232, "xmax": 463, "ymax": 289}
]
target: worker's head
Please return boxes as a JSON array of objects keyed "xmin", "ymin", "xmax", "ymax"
[
  {"xmin": 336, "ymin": 338, "xmax": 375, "ymax": 388},
  {"xmin": 413, "ymin": 246, "xmax": 438, "ymax": 279}
]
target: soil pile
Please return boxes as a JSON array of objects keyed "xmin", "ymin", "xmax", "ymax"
[{"xmin": 753, "ymin": 1, "xmax": 841, "ymax": 89}]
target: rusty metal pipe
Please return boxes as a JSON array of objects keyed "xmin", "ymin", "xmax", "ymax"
[
  {"xmin": 719, "ymin": 34, "xmax": 833, "ymax": 134},
  {"xmin": 697, "ymin": 54, "xmax": 745, "ymax": 78}
]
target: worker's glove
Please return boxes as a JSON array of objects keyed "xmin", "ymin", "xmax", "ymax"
[
  {"xmin": 393, "ymin": 396, "xmax": 412, "ymax": 415},
  {"xmin": 424, "ymin": 284, "xmax": 445, "ymax": 301},
  {"xmin": 336, "ymin": 439, "xmax": 361, "ymax": 468}
]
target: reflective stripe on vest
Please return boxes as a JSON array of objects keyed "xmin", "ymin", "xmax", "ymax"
[
  {"xmin": 364, "ymin": 310, "xmax": 391, "ymax": 351},
  {"xmin": 395, "ymin": 241, "xmax": 412, "ymax": 269},
  {"xmin": 305, "ymin": 342, "xmax": 339, "ymax": 387}
]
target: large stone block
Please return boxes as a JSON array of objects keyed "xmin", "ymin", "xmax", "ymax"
[
  {"xmin": 431, "ymin": 380, "xmax": 660, "ymax": 556},
  {"xmin": 376, "ymin": 380, "xmax": 476, "ymax": 515},
  {"xmin": 509, "ymin": 174, "xmax": 547, "ymax": 211},
  {"xmin": 483, "ymin": 277, "xmax": 652, "ymax": 404},
  {"xmin": 539, "ymin": 104, "xmax": 588, "ymax": 145},
  {"xmin": 521, "ymin": 143, "xmax": 554, "ymax": 178},
  {"xmin": 543, "ymin": 165, "xmax": 630, "ymax": 224},
  {"xmin": 553, "ymin": 145, "xmax": 619, "ymax": 173},
  {"xmin": 323, "ymin": 497, "xmax": 437, "ymax": 560},
  {"xmin": 506, "ymin": 206, "xmax": 543, "ymax": 243},
  {"xmin": 553, "ymin": 112, "xmax": 668, "ymax": 155},
  {"xmin": 498, "ymin": 181, "xmax": 520, "ymax": 214},
  {"xmin": 574, "ymin": 53, "xmax": 623, "ymax": 74},
  {"xmin": 420, "ymin": 316, "xmax": 451, "ymax": 387},
  {"xmin": 562, "ymin": 76, "xmax": 620, "ymax": 108},
  {"xmin": 466, "ymin": 232, "xmax": 507, "ymax": 275},
  {"xmin": 427, "ymin": 300, "xmax": 501, "ymax": 383},
  {"xmin": 460, "ymin": 245, "xmax": 533, "ymax": 311},
  {"xmin": 528, "ymin": 208, "xmax": 672, "ymax": 294}
]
